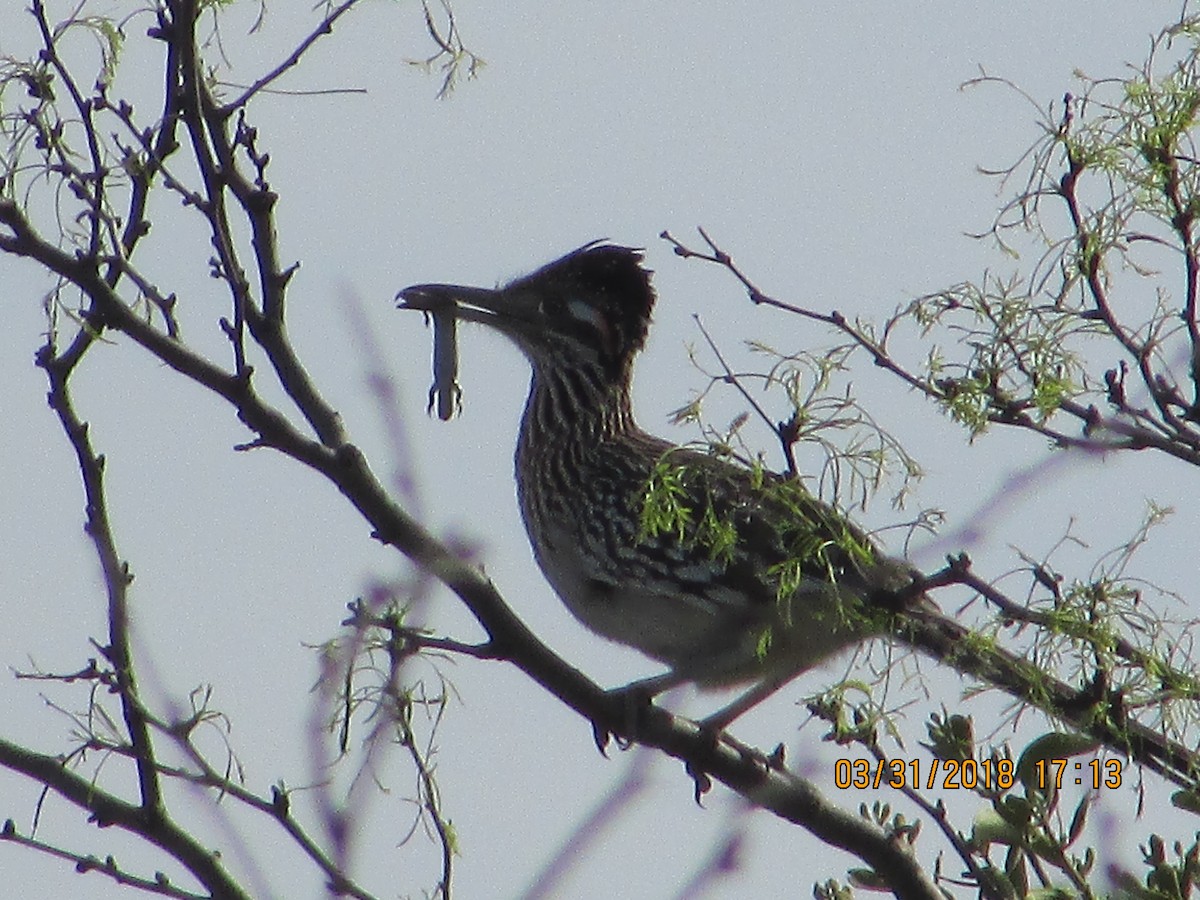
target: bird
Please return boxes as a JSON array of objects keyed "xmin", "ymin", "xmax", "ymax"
[{"xmin": 397, "ymin": 241, "xmax": 929, "ymax": 724}]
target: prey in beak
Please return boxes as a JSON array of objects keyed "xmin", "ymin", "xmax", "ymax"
[
  {"xmin": 396, "ymin": 281, "xmax": 541, "ymax": 421},
  {"xmin": 396, "ymin": 284, "xmax": 473, "ymax": 421}
]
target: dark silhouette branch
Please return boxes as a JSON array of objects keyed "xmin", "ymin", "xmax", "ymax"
[{"xmin": 0, "ymin": 737, "xmax": 249, "ymax": 900}]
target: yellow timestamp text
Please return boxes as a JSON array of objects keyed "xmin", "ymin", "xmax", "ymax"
[
  {"xmin": 1032, "ymin": 757, "xmax": 1122, "ymax": 790},
  {"xmin": 832, "ymin": 757, "xmax": 1124, "ymax": 792},
  {"xmin": 834, "ymin": 758, "xmax": 1016, "ymax": 791}
]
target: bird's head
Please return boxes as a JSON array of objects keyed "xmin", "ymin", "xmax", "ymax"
[{"xmin": 398, "ymin": 241, "xmax": 656, "ymax": 380}]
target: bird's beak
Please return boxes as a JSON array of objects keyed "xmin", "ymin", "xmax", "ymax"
[{"xmin": 397, "ymin": 283, "xmax": 537, "ymax": 331}]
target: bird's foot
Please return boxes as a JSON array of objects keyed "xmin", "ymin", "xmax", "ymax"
[{"xmin": 592, "ymin": 673, "xmax": 684, "ymax": 751}]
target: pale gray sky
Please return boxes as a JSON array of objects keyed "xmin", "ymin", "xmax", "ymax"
[{"xmin": 1, "ymin": 2, "xmax": 1195, "ymax": 897}]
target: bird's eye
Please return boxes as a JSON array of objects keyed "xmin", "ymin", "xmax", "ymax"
[{"xmin": 566, "ymin": 297, "xmax": 604, "ymax": 330}]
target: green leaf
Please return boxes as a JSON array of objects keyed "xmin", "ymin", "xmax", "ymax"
[
  {"xmin": 971, "ymin": 808, "xmax": 1022, "ymax": 848},
  {"xmin": 1015, "ymin": 733, "xmax": 1100, "ymax": 789},
  {"xmin": 1170, "ymin": 789, "xmax": 1200, "ymax": 815}
]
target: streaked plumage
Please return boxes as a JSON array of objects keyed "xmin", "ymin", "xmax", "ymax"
[{"xmin": 399, "ymin": 242, "xmax": 919, "ymax": 690}]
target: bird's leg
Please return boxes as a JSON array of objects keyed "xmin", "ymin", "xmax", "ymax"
[
  {"xmin": 599, "ymin": 671, "xmax": 686, "ymax": 747},
  {"xmin": 697, "ymin": 673, "xmax": 795, "ymax": 733},
  {"xmin": 615, "ymin": 670, "xmax": 685, "ymax": 697},
  {"xmin": 602, "ymin": 670, "xmax": 796, "ymax": 740}
]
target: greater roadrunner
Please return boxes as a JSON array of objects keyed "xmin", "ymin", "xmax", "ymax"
[
  {"xmin": 398, "ymin": 242, "xmax": 930, "ymax": 721},
  {"xmin": 394, "ymin": 243, "xmax": 1200, "ymax": 783}
]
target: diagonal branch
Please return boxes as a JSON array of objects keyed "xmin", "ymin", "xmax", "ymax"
[
  {"xmin": 0, "ymin": 737, "xmax": 249, "ymax": 899},
  {"xmin": 37, "ymin": 333, "xmax": 162, "ymax": 818},
  {"xmin": 0, "ymin": 192, "xmax": 950, "ymax": 898},
  {"xmin": 220, "ymin": 0, "xmax": 364, "ymax": 113}
]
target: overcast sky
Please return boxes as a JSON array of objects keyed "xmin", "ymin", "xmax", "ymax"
[{"xmin": 2, "ymin": 2, "xmax": 1197, "ymax": 898}]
